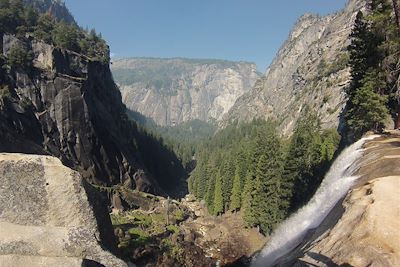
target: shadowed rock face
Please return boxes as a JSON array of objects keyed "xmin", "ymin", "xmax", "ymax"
[
  {"xmin": 0, "ymin": 153, "xmax": 127, "ymax": 267},
  {"xmin": 223, "ymin": 0, "xmax": 365, "ymax": 135},
  {"xmin": 0, "ymin": 35, "xmax": 158, "ymax": 192}
]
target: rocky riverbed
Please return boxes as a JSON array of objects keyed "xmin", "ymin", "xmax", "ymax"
[{"xmin": 110, "ymin": 189, "xmax": 266, "ymax": 266}]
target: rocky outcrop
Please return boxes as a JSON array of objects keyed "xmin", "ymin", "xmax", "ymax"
[
  {"xmin": 0, "ymin": 153, "xmax": 127, "ymax": 267},
  {"xmin": 0, "ymin": 34, "xmax": 158, "ymax": 191},
  {"xmin": 23, "ymin": 0, "xmax": 76, "ymax": 25},
  {"xmin": 223, "ymin": 0, "xmax": 365, "ymax": 135},
  {"xmin": 111, "ymin": 58, "xmax": 260, "ymax": 126},
  {"xmin": 280, "ymin": 133, "xmax": 400, "ymax": 266}
]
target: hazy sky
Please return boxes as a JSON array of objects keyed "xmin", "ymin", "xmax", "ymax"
[{"xmin": 65, "ymin": 0, "xmax": 348, "ymax": 71}]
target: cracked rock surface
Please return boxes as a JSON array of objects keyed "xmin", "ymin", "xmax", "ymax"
[{"xmin": 0, "ymin": 153, "xmax": 127, "ymax": 267}]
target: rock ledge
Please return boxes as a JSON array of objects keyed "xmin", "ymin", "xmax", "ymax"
[{"xmin": 0, "ymin": 153, "xmax": 127, "ymax": 267}]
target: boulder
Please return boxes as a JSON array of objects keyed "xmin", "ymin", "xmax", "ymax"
[{"xmin": 0, "ymin": 153, "xmax": 127, "ymax": 267}]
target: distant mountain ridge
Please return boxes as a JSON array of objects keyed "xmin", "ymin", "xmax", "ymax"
[{"xmin": 112, "ymin": 57, "xmax": 260, "ymax": 126}]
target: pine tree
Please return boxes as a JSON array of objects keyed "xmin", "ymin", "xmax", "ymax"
[
  {"xmin": 253, "ymin": 151, "xmax": 283, "ymax": 232},
  {"xmin": 33, "ymin": 14, "xmax": 54, "ymax": 43},
  {"xmin": 234, "ymin": 146, "xmax": 248, "ymax": 186},
  {"xmin": 192, "ymin": 153, "xmax": 210, "ymax": 199},
  {"xmin": 320, "ymin": 129, "xmax": 341, "ymax": 162},
  {"xmin": 213, "ymin": 172, "xmax": 224, "ymax": 216},
  {"xmin": 0, "ymin": 0, "xmax": 20, "ymax": 34},
  {"xmin": 229, "ymin": 166, "xmax": 242, "ymax": 211},
  {"xmin": 347, "ymin": 70, "xmax": 389, "ymax": 136},
  {"xmin": 205, "ymin": 173, "xmax": 216, "ymax": 214},
  {"xmin": 249, "ymin": 126, "xmax": 284, "ymax": 234},
  {"xmin": 250, "ymin": 155, "xmax": 269, "ymax": 231},
  {"xmin": 188, "ymin": 176, "xmax": 194, "ymax": 193},
  {"xmin": 392, "ymin": 0, "xmax": 400, "ymax": 30},
  {"xmin": 345, "ymin": 2, "xmax": 397, "ymax": 136},
  {"xmin": 221, "ymin": 155, "xmax": 234, "ymax": 210},
  {"xmin": 7, "ymin": 42, "xmax": 33, "ymax": 69},
  {"xmin": 369, "ymin": 0, "xmax": 400, "ymax": 126},
  {"xmin": 52, "ymin": 22, "xmax": 79, "ymax": 51},
  {"xmin": 283, "ymin": 111, "xmax": 321, "ymax": 211},
  {"xmin": 263, "ymin": 163, "xmax": 284, "ymax": 232},
  {"xmin": 347, "ymin": 11, "xmax": 376, "ymax": 92},
  {"xmin": 242, "ymin": 170, "xmax": 255, "ymax": 227}
]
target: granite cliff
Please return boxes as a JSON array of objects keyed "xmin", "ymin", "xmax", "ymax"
[
  {"xmin": 112, "ymin": 58, "xmax": 260, "ymax": 126},
  {"xmin": 0, "ymin": 2, "xmax": 186, "ymax": 265},
  {"xmin": 224, "ymin": 0, "xmax": 366, "ymax": 135},
  {"xmin": 0, "ymin": 34, "xmax": 162, "ymax": 192}
]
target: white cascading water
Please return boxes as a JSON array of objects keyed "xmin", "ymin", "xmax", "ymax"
[{"xmin": 252, "ymin": 135, "xmax": 379, "ymax": 267}]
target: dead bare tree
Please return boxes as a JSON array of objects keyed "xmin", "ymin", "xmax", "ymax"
[
  {"xmin": 395, "ymin": 58, "xmax": 400, "ymax": 128},
  {"xmin": 392, "ymin": 0, "xmax": 400, "ymax": 31}
]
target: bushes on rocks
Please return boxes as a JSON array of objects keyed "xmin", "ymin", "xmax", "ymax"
[{"xmin": 7, "ymin": 42, "xmax": 32, "ymax": 69}]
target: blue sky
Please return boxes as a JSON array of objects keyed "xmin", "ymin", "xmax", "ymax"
[{"xmin": 65, "ymin": 0, "xmax": 348, "ymax": 71}]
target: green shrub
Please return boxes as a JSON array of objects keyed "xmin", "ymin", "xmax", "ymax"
[
  {"xmin": 110, "ymin": 213, "xmax": 131, "ymax": 225},
  {"xmin": 173, "ymin": 208, "xmax": 185, "ymax": 221},
  {"xmin": 33, "ymin": 14, "xmax": 54, "ymax": 43},
  {"xmin": 161, "ymin": 238, "xmax": 184, "ymax": 263},
  {"xmin": 131, "ymin": 211, "xmax": 152, "ymax": 228},
  {"xmin": 7, "ymin": 42, "xmax": 33, "ymax": 69},
  {"xmin": 0, "ymin": 85, "xmax": 11, "ymax": 98},
  {"xmin": 317, "ymin": 53, "xmax": 349, "ymax": 78},
  {"xmin": 127, "ymin": 228, "xmax": 151, "ymax": 247},
  {"xmin": 166, "ymin": 224, "xmax": 180, "ymax": 234},
  {"xmin": 52, "ymin": 22, "xmax": 79, "ymax": 51}
]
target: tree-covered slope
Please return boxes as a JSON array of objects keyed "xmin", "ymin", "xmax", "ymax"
[{"xmin": 188, "ymin": 114, "xmax": 340, "ymax": 234}]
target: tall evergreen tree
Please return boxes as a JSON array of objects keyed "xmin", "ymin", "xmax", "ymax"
[
  {"xmin": 229, "ymin": 166, "xmax": 242, "ymax": 211},
  {"xmin": 250, "ymin": 156, "xmax": 269, "ymax": 232},
  {"xmin": 345, "ymin": 1, "xmax": 398, "ymax": 136},
  {"xmin": 347, "ymin": 70, "xmax": 389, "ymax": 135},
  {"xmin": 392, "ymin": 0, "xmax": 400, "ymax": 30},
  {"xmin": 221, "ymin": 155, "xmax": 234, "ymax": 210},
  {"xmin": 283, "ymin": 111, "xmax": 322, "ymax": 211},
  {"xmin": 33, "ymin": 14, "xmax": 54, "ymax": 43},
  {"xmin": 251, "ymin": 153, "xmax": 283, "ymax": 234},
  {"xmin": 205, "ymin": 172, "xmax": 216, "ymax": 214},
  {"xmin": 242, "ymin": 170, "xmax": 255, "ymax": 227},
  {"xmin": 213, "ymin": 172, "xmax": 224, "ymax": 216},
  {"xmin": 249, "ymin": 126, "xmax": 283, "ymax": 234},
  {"xmin": 52, "ymin": 22, "xmax": 79, "ymax": 51},
  {"xmin": 368, "ymin": 0, "xmax": 400, "ymax": 126},
  {"xmin": 347, "ymin": 11, "xmax": 375, "ymax": 93},
  {"xmin": 7, "ymin": 42, "xmax": 33, "ymax": 69}
]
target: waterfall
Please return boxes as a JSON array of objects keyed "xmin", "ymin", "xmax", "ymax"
[{"xmin": 251, "ymin": 135, "xmax": 379, "ymax": 267}]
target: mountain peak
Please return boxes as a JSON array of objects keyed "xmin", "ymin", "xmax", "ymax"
[{"xmin": 222, "ymin": 0, "xmax": 366, "ymax": 135}]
